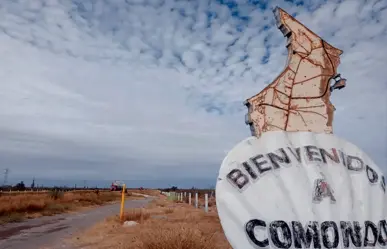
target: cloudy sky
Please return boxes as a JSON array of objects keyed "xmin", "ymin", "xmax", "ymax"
[{"xmin": 0, "ymin": 0, "xmax": 386, "ymax": 187}]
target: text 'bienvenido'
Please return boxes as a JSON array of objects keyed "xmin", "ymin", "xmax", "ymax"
[{"xmin": 226, "ymin": 146, "xmax": 385, "ymax": 193}]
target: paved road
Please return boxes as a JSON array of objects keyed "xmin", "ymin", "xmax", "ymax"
[{"xmin": 0, "ymin": 198, "xmax": 152, "ymax": 249}]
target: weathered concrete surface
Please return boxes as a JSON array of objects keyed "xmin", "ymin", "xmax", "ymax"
[{"xmin": 0, "ymin": 198, "xmax": 153, "ymax": 249}]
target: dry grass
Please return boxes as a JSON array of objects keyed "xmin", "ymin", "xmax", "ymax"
[
  {"xmin": 127, "ymin": 189, "xmax": 161, "ymax": 196},
  {"xmin": 0, "ymin": 191, "xmax": 144, "ymax": 224},
  {"xmin": 122, "ymin": 208, "xmax": 151, "ymax": 223},
  {"xmin": 173, "ymin": 193, "xmax": 216, "ymax": 209},
  {"xmin": 70, "ymin": 195, "xmax": 231, "ymax": 249}
]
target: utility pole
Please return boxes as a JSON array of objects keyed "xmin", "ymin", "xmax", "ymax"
[
  {"xmin": 31, "ymin": 177, "xmax": 35, "ymax": 189},
  {"xmin": 3, "ymin": 168, "xmax": 9, "ymax": 186}
]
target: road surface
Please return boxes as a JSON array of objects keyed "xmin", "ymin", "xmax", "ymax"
[{"xmin": 0, "ymin": 198, "xmax": 152, "ymax": 249}]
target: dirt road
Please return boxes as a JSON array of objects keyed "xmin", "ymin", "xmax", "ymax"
[{"xmin": 0, "ymin": 198, "xmax": 152, "ymax": 249}]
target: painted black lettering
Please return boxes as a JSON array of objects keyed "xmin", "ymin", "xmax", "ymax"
[
  {"xmin": 288, "ymin": 147, "xmax": 301, "ymax": 163},
  {"xmin": 251, "ymin": 154, "xmax": 271, "ymax": 174},
  {"xmin": 364, "ymin": 221, "xmax": 379, "ymax": 247},
  {"xmin": 381, "ymin": 176, "xmax": 386, "ymax": 193},
  {"xmin": 267, "ymin": 148, "xmax": 291, "ymax": 169},
  {"xmin": 366, "ymin": 165, "xmax": 378, "ymax": 184},
  {"xmin": 346, "ymin": 155, "xmax": 364, "ymax": 171},
  {"xmin": 226, "ymin": 169, "xmax": 249, "ymax": 190},
  {"xmin": 321, "ymin": 221, "xmax": 339, "ymax": 248},
  {"xmin": 320, "ymin": 148, "xmax": 340, "ymax": 164},
  {"xmin": 305, "ymin": 146, "xmax": 322, "ymax": 162},
  {"xmin": 292, "ymin": 221, "xmax": 321, "ymax": 248},
  {"xmin": 340, "ymin": 221, "xmax": 362, "ymax": 247},
  {"xmin": 339, "ymin": 150, "xmax": 347, "ymax": 167},
  {"xmin": 378, "ymin": 220, "xmax": 387, "ymax": 246},
  {"xmin": 242, "ymin": 161, "xmax": 257, "ymax": 180},
  {"xmin": 270, "ymin": 221, "xmax": 292, "ymax": 249},
  {"xmin": 245, "ymin": 219, "xmax": 269, "ymax": 247}
]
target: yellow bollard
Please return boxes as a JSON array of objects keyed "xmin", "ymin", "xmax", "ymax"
[
  {"xmin": 119, "ymin": 184, "xmax": 126, "ymax": 222},
  {"xmin": 140, "ymin": 207, "xmax": 144, "ymax": 224}
]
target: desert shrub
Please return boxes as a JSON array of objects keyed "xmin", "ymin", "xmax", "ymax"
[
  {"xmin": 49, "ymin": 189, "xmax": 64, "ymax": 200},
  {"xmin": 0, "ymin": 213, "xmax": 24, "ymax": 224},
  {"xmin": 0, "ymin": 190, "xmax": 122, "ymax": 224},
  {"xmin": 152, "ymin": 199, "xmax": 167, "ymax": 207},
  {"xmin": 140, "ymin": 224, "xmax": 216, "ymax": 249},
  {"xmin": 0, "ymin": 195, "xmax": 47, "ymax": 215},
  {"xmin": 164, "ymin": 208, "xmax": 174, "ymax": 214},
  {"xmin": 208, "ymin": 197, "xmax": 216, "ymax": 207},
  {"xmin": 122, "ymin": 208, "xmax": 150, "ymax": 223},
  {"xmin": 44, "ymin": 203, "xmax": 70, "ymax": 215}
]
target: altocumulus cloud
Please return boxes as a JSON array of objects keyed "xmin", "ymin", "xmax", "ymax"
[{"xmin": 0, "ymin": 0, "xmax": 386, "ymax": 187}]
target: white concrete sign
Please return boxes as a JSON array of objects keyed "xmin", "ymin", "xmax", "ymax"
[{"xmin": 216, "ymin": 131, "xmax": 386, "ymax": 249}]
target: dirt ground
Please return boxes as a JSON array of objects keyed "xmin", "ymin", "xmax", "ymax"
[
  {"xmin": 0, "ymin": 190, "xmax": 152, "ymax": 224},
  {"xmin": 69, "ymin": 195, "xmax": 232, "ymax": 249},
  {"xmin": 0, "ymin": 198, "xmax": 153, "ymax": 249}
]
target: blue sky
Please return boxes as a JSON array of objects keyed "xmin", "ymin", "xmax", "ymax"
[{"xmin": 0, "ymin": 0, "xmax": 386, "ymax": 188}]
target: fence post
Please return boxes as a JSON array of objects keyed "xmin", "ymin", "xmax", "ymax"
[
  {"xmin": 205, "ymin": 193, "xmax": 208, "ymax": 213},
  {"xmin": 195, "ymin": 193, "xmax": 198, "ymax": 208},
  {"xmin": 188, "ymin": 193, "xmax": 191, "ymax": 205}
]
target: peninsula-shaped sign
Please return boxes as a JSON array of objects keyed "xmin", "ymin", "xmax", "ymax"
[{"xmin": 244, "ymin": 7, "xmax": 347, "ymax": 137}]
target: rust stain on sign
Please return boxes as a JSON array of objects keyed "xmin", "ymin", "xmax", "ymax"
[{"xmin": 245, "ymin": 7, "xmax": 347, "ymax": 137}]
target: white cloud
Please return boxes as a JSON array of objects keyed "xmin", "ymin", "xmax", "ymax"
[{"xmin": 0, "ymin": 0, "xmax": 386, "ymax": 186}]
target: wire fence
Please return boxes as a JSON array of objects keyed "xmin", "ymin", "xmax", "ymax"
[{"xmin": 161, "ymin": 190, "xmax": 216, "ymax": 213}]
